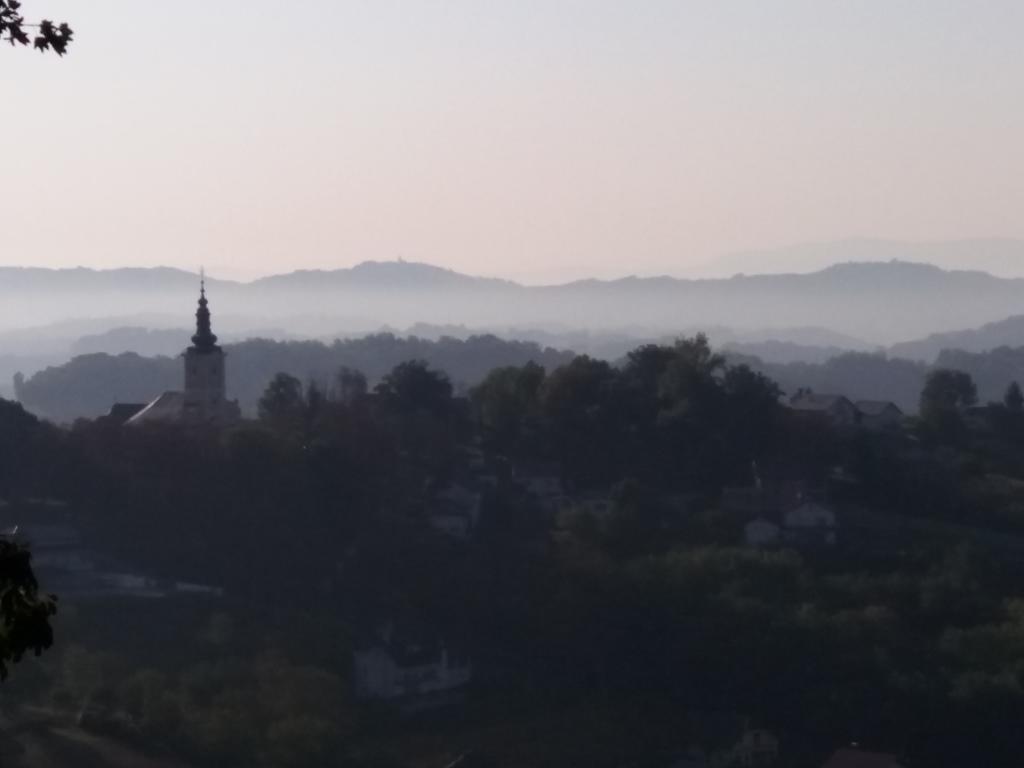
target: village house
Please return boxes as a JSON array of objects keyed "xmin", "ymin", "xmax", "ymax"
[
  {"xmin": 782, "ymin": 500, "xmax": 838, "ymax": 546},
  {"xmin": 102, "ymin": 402, "xmax": 148, "ymax": 425},
  {"xmin": 854, "ymin": 400, "xmax": 904, "ymax": 430},
  {"xmin": 353, "ymin": 624, "xmax": 472, "ymax": 701},
  {"xmin": 789, "ymin": 390, "xmax": 859, "ymax": 427}
]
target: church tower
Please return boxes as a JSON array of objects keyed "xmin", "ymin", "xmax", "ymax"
[{"xmin": 183, "ymin": 273, "xmax": 229, "ymax": 423}]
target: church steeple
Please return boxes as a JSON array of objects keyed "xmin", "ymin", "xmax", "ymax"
[{"xmin": 190, "ymin": 269, "xmax": 219, "ymax": 352}]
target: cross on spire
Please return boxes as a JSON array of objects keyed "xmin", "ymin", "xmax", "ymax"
[{"xmin": 190, "ymin": 268, "xmax": 219, "ymax": 351}]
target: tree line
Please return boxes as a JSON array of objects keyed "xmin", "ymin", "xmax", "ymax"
[{"xmin": 1, "ymin": 337, "xmax": 1024, "ymax": 765}]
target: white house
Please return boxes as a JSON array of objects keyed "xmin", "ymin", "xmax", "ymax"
[
  {"xmin": 354, "ymin": 629, "xmax": 472, "ymax": 700},
  {"xmin": 789, "ymin": 391, "xmax": 859, "ymax": 427}
]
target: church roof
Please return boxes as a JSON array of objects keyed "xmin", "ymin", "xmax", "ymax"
[
  {"xmin": 190, "ymin": 273, "xmax": 220, "ymax": 353},
  {"xmin": 105, "ymin": 403, "xmax": 147, "ymax": 424},
  {"xmin": 125, "ymin": 391, "xmax": 186, "ymax": 426},
  {"xmin": 854, "ymin": 400, "xmax": 902, "ymax": 416}
]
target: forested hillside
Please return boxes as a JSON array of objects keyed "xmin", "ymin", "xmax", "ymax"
[
  {"xmin": 24, "ymin": 331, "xmax": 1024, "ymax": 422},
  {"xmin": 15, "ymin": 334, "xmax": 575, "ymax": 422},
  {"xmin": 4, "ymin": 335, "xmax": 1024, "ymax": 766}
]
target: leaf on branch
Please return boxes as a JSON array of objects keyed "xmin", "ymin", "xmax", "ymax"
[
  {"xmin": 32, "ymin": 18, "xmax": 72, "ymax": 55},
  {"xmin": 1, "ymin": 4, "xmax": 71, "ymax": 54}
]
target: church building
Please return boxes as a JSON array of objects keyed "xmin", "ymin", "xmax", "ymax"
[{"xmin": 125, "ymin": 278, "xmax": 241, "ymax": 426}]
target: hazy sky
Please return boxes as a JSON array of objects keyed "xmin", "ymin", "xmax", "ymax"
[{"xmin": 3, "ymin": 1, "xmax": 1023, "ymax": 282}]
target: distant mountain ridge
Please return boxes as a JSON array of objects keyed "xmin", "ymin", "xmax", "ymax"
[
  {"xmin": 250, "ymin": 260, "xmax": 520, "ymax": 291},
  {"xmin": 706, "ymin": 237, "xmax": 1024, "ymax": 279},
  {"xmin": 0, "ymin": 266, "xmax": 227, "ymax": 291},
  {"xmin": 3, "ymin": 258, "xmax": 1024, "ymax": 344},
  {"xmin": 888, "ymin": 315, "xmax": 1024, "ymax": 362},
  {"xmin": 2, "ymin": 256, "xmax": 1015, "ymax": 291}
]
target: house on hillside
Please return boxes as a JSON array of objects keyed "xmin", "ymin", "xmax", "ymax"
[
  {"xmin": 821, "ymin": 747, "xmax": 906, "ymax": 768},
  {"xmin": 353, "ymin": 624, "xmax": 472, "ymax": 701},
  {"xmin": 782, "ymin": 501, "xmax": 837, "ymax": 546},
  {"xmin": 789, "ymin": 390, "xmax": 859, "ymax": 427},
  {"xmin": 854, "ymin": 401, "xmax": 903, "ymax": 430},
  {"xmin": 102, "ymin": 403, "xmax": 147, "ymax": 425}
]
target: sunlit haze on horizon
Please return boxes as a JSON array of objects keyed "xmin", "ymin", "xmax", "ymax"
[{"xmin": 3, "ymin": 1, "xmax": 1024, "ymax": 283}]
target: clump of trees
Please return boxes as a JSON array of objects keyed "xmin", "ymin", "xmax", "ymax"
[
  {"xmin": 919, "ymin": 368, "xmax": 978, "ymax": 442},
  {"xmin": 473, "ymin": 334, "xmax": 783, "ymax": 491}
]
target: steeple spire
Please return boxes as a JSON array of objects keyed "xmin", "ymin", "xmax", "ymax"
[{"xmin": 190, "ymin": 268, "xmax": 219, "ymax": 351}]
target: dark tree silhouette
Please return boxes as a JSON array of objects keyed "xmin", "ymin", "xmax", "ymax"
[
  {"xmin": 0, "ymin": 538, "xmax": 56, "ymax": 680},
  {"xmin": 0, "ymin": 399, "xmax": 57, "ymax": 679},
  {"xmin": 0, "ymin": 1, "xmax": 72, "ymax": 54},
  {"xmin": 258, "ymin": 372, "xmax": 306, "ymax": 423},
  {"xmin": 920, "ymin": 368, "xmax": 977, "ymax": 417},
  {"xmin": 919, "ymin": 368, "xmax": 977, "ymax": 444},
  {"xmin": 0, "ymin": 0, "xmax": 69, "ymax": 679},
  {"xmin": 1005, "ymin": 381, "xmax": 1024, "ymax": 412},
  {"xmin": 375, "ymin": 360, "xmax": 453, "ymax": 416}
]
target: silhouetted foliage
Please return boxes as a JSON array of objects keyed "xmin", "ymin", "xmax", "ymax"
[
  {"xmin": 1005, "ymin": 380, "xmax": 1023, "ymax": 411},
  {"xmin": 471, "ymin": 361, "xmax": 545, "ymax": 455},
  {"xmin": 0, "ymin": 538, "xmax": 56, "ymax": 679},
  {"xmin": 920, "ymin": 368, "xmax": 977, "ymax": 443},
  {"xmin": 375, "ymin": 360, "xmax": 453, "ymax": 416},
  {"xmin": 258, "ymin": 372, "xmax": 305, "ymax": 424},
  {"xmin": 17, "ymin": 334, "xmax": 575, "ymax": 423},
  {"xmin": 0, "ymin": 1, "xmax": 72, "ymax": 54},
  {"xmin": 6, "ymin": 335, "xmax": 1024, "ymax": 765}
]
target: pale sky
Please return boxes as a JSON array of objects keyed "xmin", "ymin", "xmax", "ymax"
[{"xmin": 2, "ymin": 1, "xmax": 1023, "ymax": 283}]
